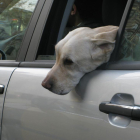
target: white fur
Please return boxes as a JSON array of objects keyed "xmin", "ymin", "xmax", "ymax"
[{"xmin": 42, "ymin": 26, "xmax": 119, "ymax": 95}]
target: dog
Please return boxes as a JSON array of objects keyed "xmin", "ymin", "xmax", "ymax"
[{"xmin": 42, "ymin": 26, "xmax": 119, "ymax": 95}]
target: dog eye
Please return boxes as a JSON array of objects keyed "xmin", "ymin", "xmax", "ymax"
[{"xmin": 64, "ymin": 58, "xmax": 73, "ymax": 65}]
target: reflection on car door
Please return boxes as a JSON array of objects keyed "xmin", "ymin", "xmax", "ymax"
[
  {"xmin": 0, "ymin": 67, "xmax": 16, "ymax": 130},
  {"xmin": 2, "ymin": 69, "xmax": 140, "ymax": 140}
]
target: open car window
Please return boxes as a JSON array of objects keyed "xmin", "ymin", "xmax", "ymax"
[
  {"xmin": 36, "ymin": 0, "xmax": 104, "ymax": 61},
  {"xmin": 36, "ymin": 0, "xmax": 128, "ymax": 62}
]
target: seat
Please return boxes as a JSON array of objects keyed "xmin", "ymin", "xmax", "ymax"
[{"xmin": 102, "ymin": 0, "xmax": 128, "ymax": 26}]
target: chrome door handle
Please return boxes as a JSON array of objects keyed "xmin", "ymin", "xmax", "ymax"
[
  {"xmin": 99, "ymin": 102, "xmax": 140, "ymax": 120},
  {"xmin": 0, "ymin": 85, "xmax": 4, "ymax": 94}
]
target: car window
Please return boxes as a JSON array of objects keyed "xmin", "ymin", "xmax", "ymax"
[
  {"xmin": 0, "ymin": 0, "xmax": 38, "ymax": 60},
  {"xmin": 36, "ymin": 0, "xmax": 103, "ymax": 61},
  {"xmin": 117, "ymin": 0, "xmax": 140, "ymax": 61},
  {"xmin": 36, "ymin": 0, "xmax": 68, "ymax": 61}
]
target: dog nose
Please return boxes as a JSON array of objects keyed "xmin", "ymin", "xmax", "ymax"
[{"xmin": 42, "ymin": 80, "xmax": 53, "ymax": 89}]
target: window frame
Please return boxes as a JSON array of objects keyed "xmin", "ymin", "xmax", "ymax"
[
  {"xmin": 23, "ymin": 0, "xmax": 74, "ymax": 66},
  {"xmin": 0, "ymin": 0, "xmax": 45, "ymax": 67},
  {"xmin": 106, "ymin": 0, "xmax": 136, "ymax": 70},
  {"xmin": 16, "ymin": 0, "xmax": 46, "ymax": 62},
  {"xmin": 24, "ymin": 0, "xmax": 54, "ymax": 62},
  {"xmin": 20, "ymin": 0, "xmax": 135, "ymax": 69}
]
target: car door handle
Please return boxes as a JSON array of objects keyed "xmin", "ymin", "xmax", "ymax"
[
  {"xmin": 0, "ymin": 85, "xmax": 5, "ymax": 94},
  {"xmin": 99, "ymin": 101, "xmax": 140, "ymax": 120}
]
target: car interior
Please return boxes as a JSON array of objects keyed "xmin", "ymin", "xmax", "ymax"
[
  {"xmin": 36, "ymin": 0, "xmax": 128, "ymax": 61},
  {"xmin": 0, "ymin": 0, "xmax": 128, "ymax": 61}
]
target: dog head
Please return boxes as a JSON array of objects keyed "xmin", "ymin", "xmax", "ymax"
[{"xmin": 42, "ymin": 26, "xmax": 119, "ymax": 95}]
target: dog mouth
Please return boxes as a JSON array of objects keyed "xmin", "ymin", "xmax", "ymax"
[
  {"xmin": 55, "ymin": 89, "xmax": 69, "ymax": 95},
  {"xmin": 47, "ymin": 88, "xmax": 69, "ymax": 95},
  {"xmin": 51, "ymin": 91, "xmax": 69, "ymax": 95},
  {"xmin": 59, "ymin": 92, "xmax": 69, "ymax": 95}
]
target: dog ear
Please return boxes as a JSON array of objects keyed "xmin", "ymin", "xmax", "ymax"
[
  {"xmin": 92, "ymin": 27, "xmax": 119, "ymax": 45},
  {"xmin": 91, "ymin": 27, "xmax": 119, "ymax": 62},
  {"xmin": 92, "ymin": 27, "xmax": 119, "ymax": 52},
  {"xmin": 92, "ymin": 39, "xmax": 115, "ymax": 54}
]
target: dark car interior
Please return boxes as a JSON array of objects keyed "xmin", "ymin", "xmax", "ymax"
[
  {"xmin": 37, "ymin": 0, "xmax": 128, "ymax": 60},
  {"xmin": 102, "ymin": 0, "xmax": 128, "ymax": 26},
  {"xmin": 0, "ymin": 0, "xmax": 128, "ymax": 60}
]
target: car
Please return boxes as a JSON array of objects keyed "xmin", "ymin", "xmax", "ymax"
[{"xmin": 0, "ymin": 0, "xmax": 140, "ymax": 140}]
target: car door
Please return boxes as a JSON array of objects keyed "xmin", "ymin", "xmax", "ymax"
[
  {"xmin": 0, "ymin": 0, "xmax": 42, "ymax": 137},
  {"xmin": 0, "ymin": 67, "xmax": 16, "ymax": 134},
  {"xmin": 0, "ymin": 0, "xmax": 44, "ymax": 139},
  {"xmin": 2, "ymin": 0, "xmax": 140, "ymax": 140}
]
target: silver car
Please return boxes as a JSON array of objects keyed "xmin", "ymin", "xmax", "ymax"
[{"xmin": 0, "ymin": 0, "xmax": 140, "ymax": 140}]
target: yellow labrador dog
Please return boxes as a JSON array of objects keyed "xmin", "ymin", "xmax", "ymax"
[{"xmin": 42, "ymin": 26, "xmax": 119, "ymax": 95}]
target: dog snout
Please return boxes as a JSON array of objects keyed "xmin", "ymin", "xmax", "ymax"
[{"xmin": 42, "ymin": 79, "xmax": 53, "ymax": 90}]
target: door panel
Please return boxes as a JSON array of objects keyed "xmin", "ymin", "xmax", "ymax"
[
  {"xmin": 1, "ymin": 68, "xmax": 140, "ymax": 140},
  {"xmin": 0, "ymin": 67, "xmax": 16, "ymax": 128}
]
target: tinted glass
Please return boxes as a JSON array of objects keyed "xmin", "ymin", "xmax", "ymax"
[
  {"xmin": 0, "ymin": 0, "xmax": 38, "ymax": 60},
  {"xmin": 117, "ymin": 0, "xmax": 140, "ymax": 61}
]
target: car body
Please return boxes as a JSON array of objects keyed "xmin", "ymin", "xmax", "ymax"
[{"xmin": 0, "ymin": 0, "xmax": 140, "ymax": 140}]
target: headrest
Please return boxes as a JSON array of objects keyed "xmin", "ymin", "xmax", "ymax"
[
  {"xmin": 102, "ymin": 0, "xmax": 128, "ymax": 26},
  {"xmin": 75, "ymin": 0, "xmax": 103, "ymax": 21}
]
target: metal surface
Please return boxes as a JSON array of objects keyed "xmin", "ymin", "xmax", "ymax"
[
  {"xmin": 19, "ymin": 60, "xmax": 55, "ymax": 68},
  {"xmin": 132, "ymin": 106, "xmax": 140, "ymax": 120},
  {"xmin": 100, "ymin": 102, "xmax": 140, "ymax": 121},
  {"xmin": 107, "ymin": 61, "xmax": 140, "ymax": 70},
  {"xmin": 25, "ymin": 0, "xmax": 54, "ymax": 61},
  {"xmin": 16, "ymin": 0, "xmax": 46, "ymax": 62},
  {"xmin": 107, "ymin": 93, "xmax": 134, "ymax": 127},
  {"xmin": 0, "ymin": 61, "xmax": 19, "ymax": 67},
  {"xmin": 109, "ymin": 0, "xmax": 134, "ymax": 61},
  {"xmin": 99, "ymin": 102, "xmax": 133, "ymax": 117},
  {"xmin": 2, "ymin": 69, "xmax": 140, "ymax": 140},
  {"xmin": 0, "ymin": 67, "xmax": 16, "ymax": 138},
  {"xmin": 108, "ymin": 113, "xmax": 131, "ymax": 128},
  {"xmin": 100, "ymin": 93, "xmax": 140, "ymax": 121},
  {"xmin": 0, "ymin": 85, "xmax": 4, "ymax": 94}
]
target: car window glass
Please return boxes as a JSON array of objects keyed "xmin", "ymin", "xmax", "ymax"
[
  {"xmin": 117, "ymin": 0, "xmax": 140, "ymax": 61},
  {"xmin": 0, "ymin": 0, "xmax": 38, "ymax": 60}
]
